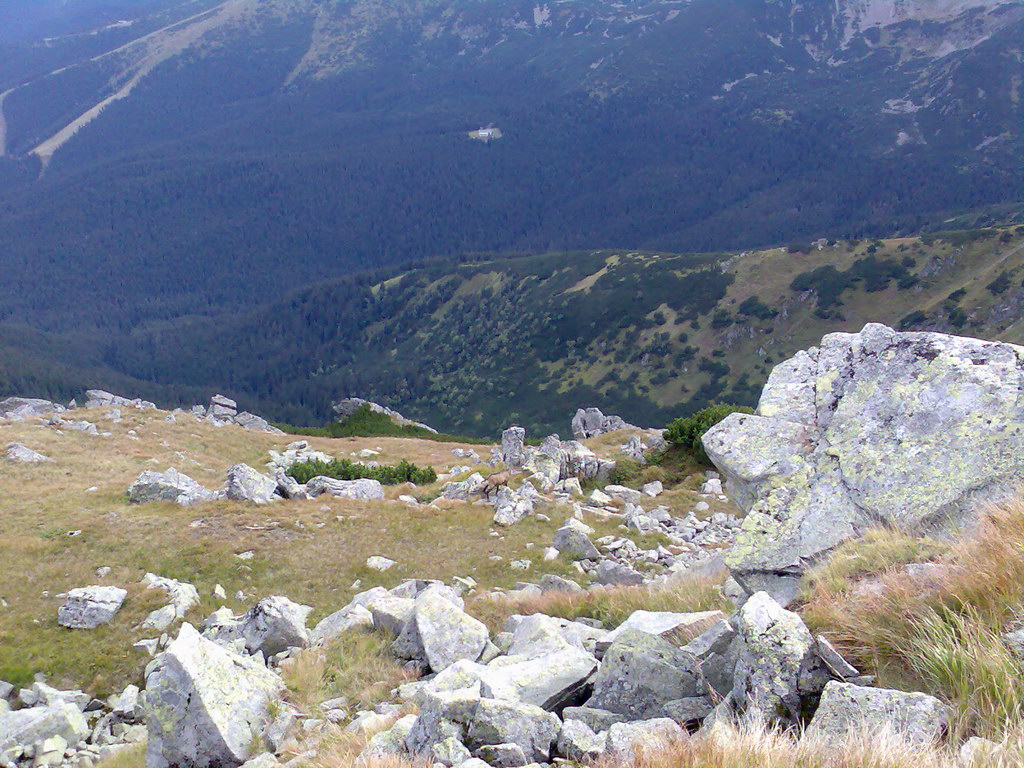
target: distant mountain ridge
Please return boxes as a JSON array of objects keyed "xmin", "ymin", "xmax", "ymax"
[{"xmin": 0, "ymin": 0, "xmax": 1019, "ymax": 335}]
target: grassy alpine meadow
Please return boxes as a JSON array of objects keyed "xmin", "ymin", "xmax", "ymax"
[{"xmin": 0, "ymin": 407, "xmax": 726, "ymax": 696}]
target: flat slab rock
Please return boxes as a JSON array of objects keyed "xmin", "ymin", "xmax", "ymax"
[
  {"xmin": 703, "ymin": 324, "xmax": 1024, "ymax": 593},
  {"xmin": 58, "ymin": 586, "xmax": 127, "ymax": 629}
]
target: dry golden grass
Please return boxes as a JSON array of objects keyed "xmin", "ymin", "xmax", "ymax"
[
  {"xmin": 802, "ymin": 499, "xmax": 1024, "ymax": 740},
  {"xmin": 92, "ymin": 743, "xmax": 146, "ymax": 768},
  {"xmin": 606, "ymin": 718, "xmax": 963, "ymax": 768},
  {"xmin": 281, "ymin": 628, "xmax": 414, "ymax": 715},
  {"xmin": 467, "ymin": 572, "xmax": 731, "ymax": 634},
  {"xmin": 0, "ymin": 407, "xmax": 588, "ymax": 694}
]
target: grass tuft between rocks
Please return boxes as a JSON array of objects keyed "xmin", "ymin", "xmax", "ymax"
[
  {"xmin": 802, "ymin": 498, "xmax": 1024, "ymax": 740},
  {"xmin": 467, "ymin": 572, "xmax": 732, "ymax": 634}
]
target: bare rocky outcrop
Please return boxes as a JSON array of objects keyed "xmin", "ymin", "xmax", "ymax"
[
  {"xmin": 571, "ymin": 408, "xmax": 637, "ymax": 439},
  {"xmin": 704, "ymin": 323, "xmax": 1024, "ymax": 600}
]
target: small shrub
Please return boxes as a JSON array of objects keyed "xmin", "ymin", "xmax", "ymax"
[
  {"xmin": 738, "ymin": 295, "xmax": 778, "ymax": 320},
  {"xmin": 987, "ymin": 271, "xmax": 1012, "ymax": 295},
  {"xmin": 664, "ymin": 404, "xmax": 753, "ymax": 465},
  {"xmin": 287, "ymin": 458, "xmax": 437, "ymax": 486}
]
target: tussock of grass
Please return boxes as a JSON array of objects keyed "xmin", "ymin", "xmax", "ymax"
[
  {"xmin": 802, "ymin": 500, "xmax": 1024, "ymax": 739},
  {"xmin": 801, "ymin": 527, "xmax": 949, "ymax": 599},
  {"xmin": 281, "ymin": 629, "xmax": 414, "ymax": 715},
  {"xmin": 467, "ymin": 574, "xmax": 731, "ymax": 634},
  {"xmin": 93, "ymin": 744, "xmax": 146, "ymax": 768},
  {"xmin": 607, "ymin": 718, "xmax": 961, "ymax": 768}
]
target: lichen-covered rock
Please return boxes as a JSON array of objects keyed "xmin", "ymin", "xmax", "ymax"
[
  {"xmin": 571, "ymin": 408, "xmax": 636, "ymax": 439},
  {"xmin": 584, "ymin": 630, "xmax": 703, "ymax": 719},
  {"xmin": 731, "ymin": 591, "xmax": 825, "ymax": 722},
  {"xmin": 57, "ymin": 586, "xmax": 127, "ymax": 629},
  {"xmin": 225, "ymin": 464, "xmax": 278, "ymax": 504},
  {"xmin": 0, "ymin": 397, "xmax": 64, "ymax": 421},
  {"xmin": 596, "ymin": 610, "xmax": 725, "ymax": 654},
  {"xmin": 144, "ymin": 623, "xmax": 285, "ymax": 768},
  {"xmin": 806, "ymin": 681, "xmax": 950, "ymax": 746},
  {"xmin": 557, "ymin": 719, "xmax": 606, "ymax": 762},
  {"xmin": 479, "ymin": 647, "xmax": 598, "ymax": 711},
  {"xmin": 128, "ymin": 468, "xmax": 216, "ymax": 506},
  {"xmin": 465, "ymin": 699, "xmax": 560, "ymax": 762},
  {"xmin": 704, "ymin": 324, "xmax": 1024, "ymax": 595}
]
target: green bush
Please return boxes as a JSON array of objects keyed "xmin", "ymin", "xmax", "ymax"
[
  {"xmin": 286, "ymin": 457, "xmax": 437, "ymax": 486},
  {"xmin": 664, "ymin": 403, "xmax": 754, "ymax": 464}
]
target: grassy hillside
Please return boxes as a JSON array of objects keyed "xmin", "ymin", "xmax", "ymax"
[
  {"xmin": 0, "ymin": 405, "xmax": 732, "ymax": 695},
  {"xmin": 96, "ymin": 224, "xmax": 1024, "ymax": 436}
]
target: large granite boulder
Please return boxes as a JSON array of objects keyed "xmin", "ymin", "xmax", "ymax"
[
  {"xmin": 806, "ymin": 681, "xmax": 950, "ymax": 746},
  {"xmin": 704, "ymin": 324, "xmax": 1024, "ymax": 597},
  {"xmin": 84, "ymin": 390, "xmax": 156, "ymax": 409},
  {"xmin": 412, "ymin": 589, "xmax": 489, "ymax": 673},
  {"xmin": 145, "ymin": 624, "xmax": 285, "ymax": 768}
]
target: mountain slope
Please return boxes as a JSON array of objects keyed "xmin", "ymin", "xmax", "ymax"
[
  {"xmin": 0, "ymin": 0, "xmax": 1019, "ymax": 334},
  {"xmin": 86, "ymin": 225, "xmax": 1024, "ymax": 435}
]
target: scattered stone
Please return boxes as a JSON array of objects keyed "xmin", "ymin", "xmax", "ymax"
[
  {"xmin": 366, "ymin": 556, "xmax": 396, "ymax": 572},
  {"xmin": 5, "ymin": 444, "xmax": 54, "ymax": 464},
  {"xmin": 553, "ymin": 520, "xmax": 600, "ymax": 561},
  {"xmin": 57, "ymin": 587, "xmax": 127, "ymax": 629},
  {"xmin": 597, "ymin": 610, "xmax": 725, "ymax": 653},
  {"xmin": 128, "ymin": 468, "xmax": 216, "ymax": 506},
  {"xmin": 204, "ymin": 596, "xmax": 312, "ymax": 657},
  {"xmin": 642, "ymin": 481, "xmax": 663, "ymax": 497}
]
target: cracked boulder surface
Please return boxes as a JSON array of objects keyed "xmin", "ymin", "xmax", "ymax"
[{"xmin": 703, "ymin": 323, "xmax": 1024, "ymax": 598}]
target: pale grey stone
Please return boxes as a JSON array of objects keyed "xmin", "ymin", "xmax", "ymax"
[
  {"xmin": 596, "ymin": 610, "xmax": 725, "ymax": 654},
  {"xmin": 732, "ymin": 591, "xmax": 825, "ymax": 722},
  {"xmin": 603, "ymin": 719, "xmax": 684, "ymax": 763},
  {"xmin": 432, "ymin": 736, "xmax": 472, "ymax": 766},
  {"xmin": 553, "ymin": 521, "xmax": 600, "ymax": 561},
  {"xmin": 57, "ymin": 586, "xmax": 127, "ymax": 629},
  {"xmin": 593, "ymin": 561, "xmax": 644, "ymax": 587},
  {"xmin": 501, "ymin": 427, "xmax": 527, "ymax": 470},
  {"xmin": 226, "ymin": 464, "xmax": 278, "ymax": 504},
  {"xmin": 414, "ymin": 589, "xmax": 488, "ymax": 673},
  {"xmin": 203, "ymin": 596, "xmax": 311, "ymax": 656},
  {"xmin": 572, "ymin": 408, "xmax": 635, "ymax": 439},
  {"xmin": 305, "ymin": 477, "xmax": 384, "ymax": 501},
  {"xmin": 5, "ymin": 444, "xmax": 53, "ymax": 464},
  {"xmin": 128, "ymin": 468, "xmax": 215, "ymax": 506},
  {"xmin": 475, "ymin": 742, "xmax": 527, "ymax": 767},
  {"xmin": 465, "ymin": 699, "xmax": 560, "ymax": 762},
  {"xmin": 557, "ymin": 719, "xmax": 606, "ymax": 762}
]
